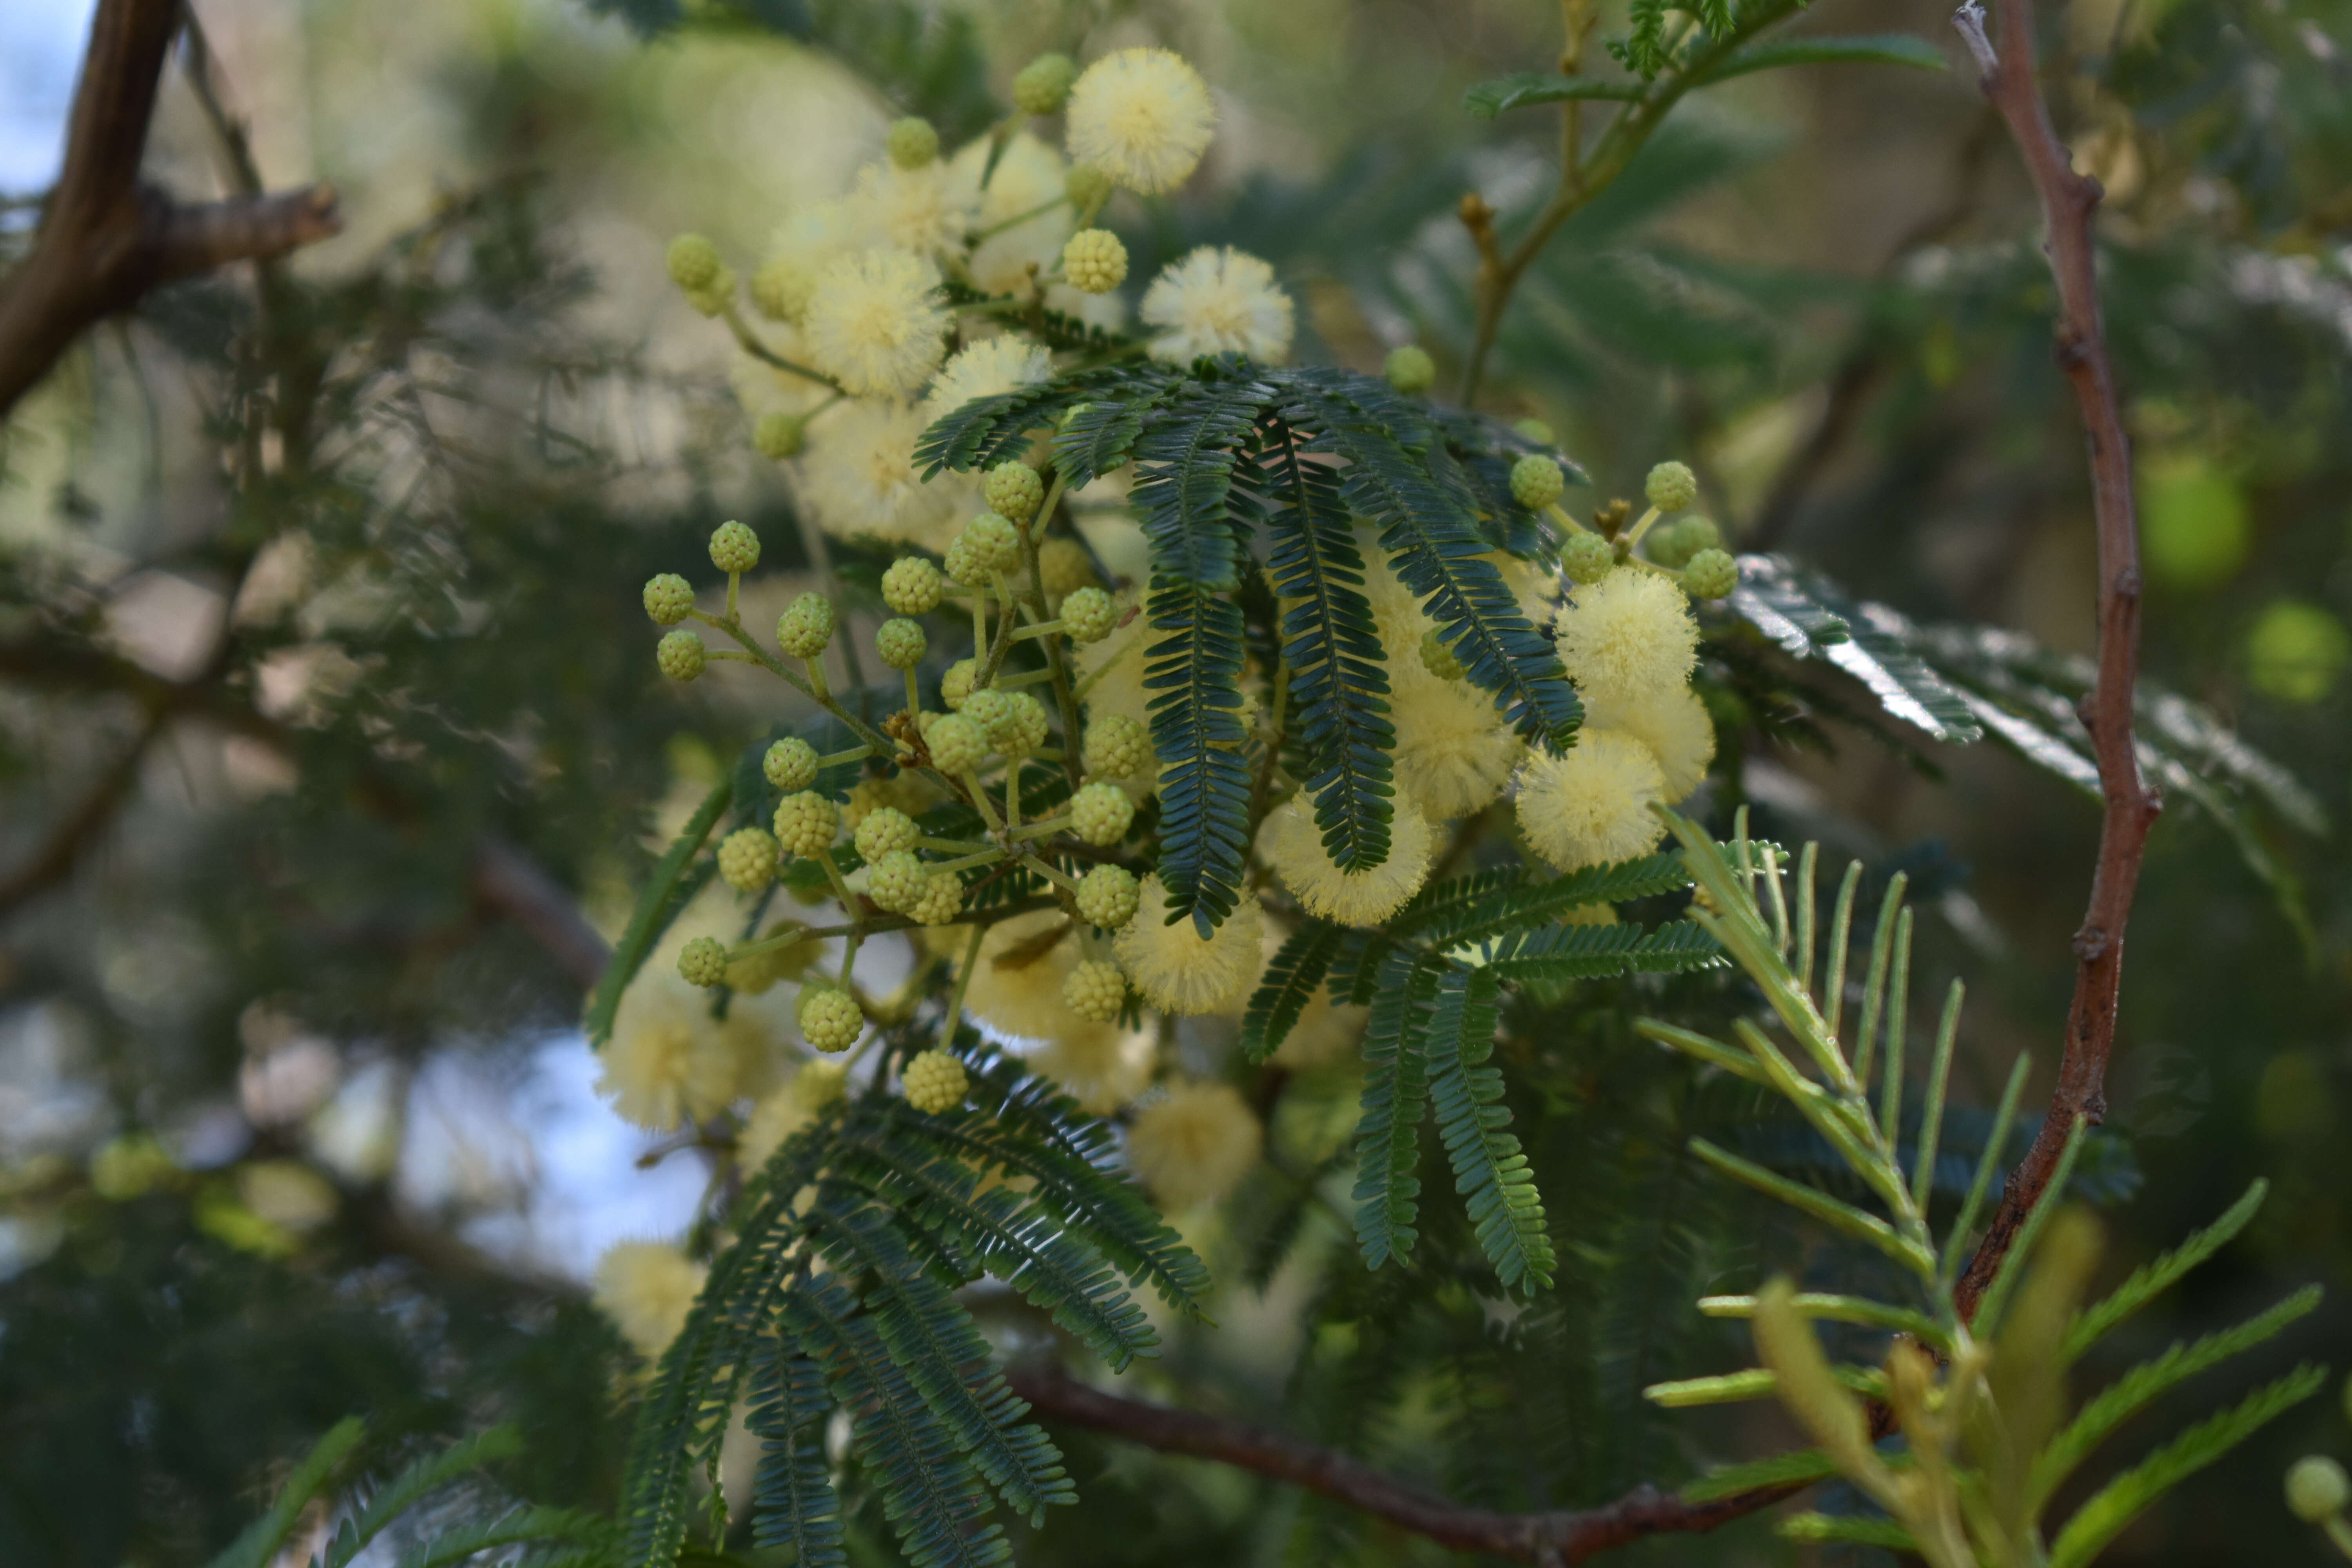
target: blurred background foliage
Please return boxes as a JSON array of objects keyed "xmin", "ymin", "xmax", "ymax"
[{"xmin": 0, "ymin": 0, "xmax": 2347, "ymax": 1562}]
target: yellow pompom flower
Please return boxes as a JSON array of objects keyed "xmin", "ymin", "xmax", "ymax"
[
  {"xmin": 921, "ymin": 336, "xmax": 1053, "ymax": 423},
  {"xmin": 597, "ymin": 975, "xmax": 739, "ymax": 1131},
  {"xmin": 1112, "ymin": 877, "xmax": 1264, "ymax": 1015},
  {"xmin": 796, "ymin": 400, "xmax": 975, "ymax": 552},
  {"xmin": 954, "ymin": 907, "xmax": 1092, "ymax": 1044},
  {"xmin": 592, "ymin": 1241, "xmax": 707, "ymax": 1359},
  {"xmin": 1141, "ymin": 246, "xmax": 1295, "ymax": 365},
  {"xmin": 847, "ymin": 158, "xmax": 975, "ymax": 256},
  {"xmin": 1388, "ymin": 667, "xmax": 1525, "ymax": 819},
  {"xmin": 1513, "ymin": 728, "xmax": 1668, "ymax": 873},
  {"xmin": 754, "ymin": 201, "xmax": 854, "ymax": 324},
  {"xmin": 1127, "ymin": 1080, "xmax": 1261, "ymax": 1210},
  {"xmin": 1586, "ymin": 683, "xmax": 1716, "ymax": 804},
  {"xmin": 1262, "ymin": 794, "xmax": 1435, "ymax": 928},
  {"xmin": 1551, "ymin": 569, "xmax": 1699, "ymax": 709},
  {"xmin": 803, "ymin": 248, "xmax": 949, "ymax": 400},
  {"xmin": 1065, "ymin": 47, "xmax": 1217, "ymax": 195},
  {"xmin": 1270, "ymin": 987, "xmax": 1371, "ymax": 1069}
]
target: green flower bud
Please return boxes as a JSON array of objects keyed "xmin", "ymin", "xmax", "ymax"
[
  {"xmin": 901, "ymin": 1048, "xmax": 967, "ymax": 1112},
  {"xmin": 853, "ymin": 806, "xmax": 921, "ymax": 862},
  {"xmin": 797, "ymin": 986, "xmax": 863, "ymax": 1052},
  {"xmin": 1510, "ymin": 453, "xmax": 1566, "ymax": 510},
  {"xmin": 1074, "ymin": 864, "xmax": 1140, "ymax": 929},
  {"xmin": 1062, "ymin": 228, "xmax": 1128, "ymax": 294},
  {"xmin": 940, "ymin": 658, "xmax": 979, "ymax": 710},
  {"xmin": 709, "ymin": 519, "xmax": 761, "ymax": 573},
  {"xmin": 717, "ymin": 826, "xmax": 780, "ymax": 892},
  {"xmin": 771, "ymin": 791, "xmax": 839, "ymax": 857},
  {"xmin": 1682, "ymin": 547, "xmax": 1738, "ymax": 601},
  {"xmin": 886, "ymin": 116, "xmax": 939, "ymax": 169},
  {"xmin": 678, "ymin": 935, "xmax": 728, "ymax": 987},
  {"xmin": 963, "ymin": 512, "xmax": 1022, "ymax": 572},
  {"xmin": 926, "ymin": 713, "xmax": 989, "ymax": 775},
  {"xmin": 1069, "ymin": 782, "xmax": 1136, "ymax": 846},
  {"xmin": 1419, "ymin": 628, "xmax": 1465, "ymax": 681},
  {"xmin": 1384, "ymin": 345, "xmax": 1436, "ymax": 395},
  {"xmin": 865, "ymin": 849, "xmax": 928, "ymax": 913},
  {"xmin": 1561, "ymin": 532, "xmax": 1615, "ymax": 586},
  {"xmin": 683, "ymin": 268, "xmax": 736, "ymax": 318},
  {"xmin": 1060, "ymin": 585, "xmax": 1116, "ymax": 643},
  {"xmin": 1648, "ymin": 513, "xmax": 1720, "ymax": 570},
  {"xmin": 881, "ymin": 556, "xmax": 946, "ymax": 615},
  {"xmin": 657, "ymin": 629, "xmax": 706, "ymax": 681},
  {"xmin": 2286, "ymin": 1456, "xmax": 2350, "ymax": 1523},
  {"xmin": 1063, "ymin": 959, "xmax": 1126, "ymax": 1022},
  {"xmin": 775, "ymin": 592, "xmax": 835, "ymax": 659},
  {"xmin": 983, "ymin": 461, "xmax": 1045, "ymax": 522},
  {"xmin": 764, "ymin": 736, "xmax": 818, "ymax": 791},
  {"xmin": 750, "ymin": 256, "xmax": 816, "ymax": 323},
  {"xmin": 666, "ymin": 233, "xmax": 722, "ymax": 292},
  {"xmin": 876, "ymin": 617, "xmax": 927, "ymax": 670},
  {"xmin": 1645, "ymin": 460, "xmax": 1698, "ymax": 513},
  {"xmin": 1013, "ymin": 51, "xmax": 1079, "ymax": 115},
  {"xmin": 752, "ymin": 411, "xmax": 804, "ymax": 460},
  {"xmin": 643, "ymin": 573, "xmax": 695, "ymax": 625},
  {"xmin": 1083, "ymin": 715, "xmax": 1150, "ymax": 780}
]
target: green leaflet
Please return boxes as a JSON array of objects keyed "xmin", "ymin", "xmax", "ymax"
[
  {"xmin": 1479, "ymin": 919, "xmax": 1723, "ymax": 984},
  {"xmin": 584, "ymin": 776, "xmax": 732, "ymax": 1047},
  {"xmin": 2063, "ymin": 1179, "xmax": 2268, "ymax": 1364},
  {"xmin": 316, "ymin": 1426, "xmax": 526, "ymax": 1568},
  {"xmin": 746, "ymin": 1339, "xmax": 844, "ymax": 1567},
  {"xmin": 1424, "ymin": 967, "xmax": 1556, "ymax": 1290},
  {"xmin": 389, "ymin": 1507, "xmax": 611, "ymax": 1568},
  {"xmin": 1730, "ymin": 554, "xmax": 1982, "ymax": 744},
  {"xmin": 1262, "ymin": 419, "xmax": 1396, "ymax": 873},
  {"xmin": 1679, "ymin": 1446, "xmax": 1842, "ymax": 1503},
  {"xmin": 203, "ymin": 1418, "xmax": 367, "ymax": 1568},
  {"xmin": 1145, "ymin": 580, "xmax": 1254, "ymax": 933},
  {"xmin": 1130, "ymin": 372, "xmax": 1272, "ymax": 592},
  {"xmin": 1351, "ymin": 949, "xmax": 1439, "ymax": 1271},
  {"xmin": 2046, "ymin": 1364, "xmax": 2328, "ymax": 1568},
  {"xmin": 1241, "ymin": 920, "xmax": 1349, "ymax": 1063},
  {"xmin": 1387, "ymin": 852, "xmax": 1694, "ymax": 946},
  {"xmin": 1461, "ymin": 71, "xmax": 1645, "ymax": 117}
]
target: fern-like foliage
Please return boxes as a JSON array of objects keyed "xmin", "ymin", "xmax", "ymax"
[
  {"xmin": 913, "ymin": 355, "xmax": 1583, "ymax": 930},
  {"xmin": 1641, "ymin": 811, "xmax": 2330, "ymax": 1564},
  {"xmin": 617, "ymin": 1044, "xmax": 1207, "ymax": 1568}
]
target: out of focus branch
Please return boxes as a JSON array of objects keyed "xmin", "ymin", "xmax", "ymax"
[
  {"xmin": 1946, "ymin": 0, "xmax": 2161, "ymax": 1316},
  {"xmin": 1004, "ymin": 1363, "xmax": 1796, "ymax": 1563},
  {"xmin": 0, "ymin": 0, "xmax": 341, "ymax": 419}
]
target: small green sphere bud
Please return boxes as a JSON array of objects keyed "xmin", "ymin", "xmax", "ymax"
[
  {"xmin": 792, "ymin": 1059, "xmax": 848, "ymax": 1110},
  {"xmin": 998, "ymin": 692, "xmax": 1050, "ymax": 755},
  {"xmin": 909, "ymin": 871, "xmax": 963, "ymax": 926},
  {"xmin": 1561, "ymin": 532, "xmax": 1615, "ymax": 586},
  {"xmin": 666, "ymin": 233, "xmax": 722, "ymax": 292},
  {"xmin": 771, "ymin": 791, "xmax": 840, "ymax": 857},
  {"xmin": 643, "ymin": 573, "xmax": 695, "ymax": 625},
  {"xmin": 1074, "ymin": 864, "xmax": 1140, "ymax": 929},
  {"xmin": 1645, "ymin": 460, "xmax": 1698, "ymax": 514},
  {"xmin": 657, "ymin": 629, "xmax": 707, "ymax": 681},
  {"xmin": 776, "ymin": 592, "xmax": 835, "ymax": 659},
  {"xmin": 1384, "ymin": 345, "xmax": 1436, "ymax": 394},
  {"xmin": 1083, "ymin": 715, "xmax": 1151, "ymax": 780},
  {"xmin": 901, "ymin": 1048, "xmax": 968, "ymax": 1113},
  {"xmin": 1065, "ymin": 164, "xmax": 1114, "ymax": 214},
  {"xmin": 709, "ymin": 519, "xmax": 761, "ymax": 573},
  {"xmin": 853, "ymin": 806, "xmax": 921, "ymax": 863},
  {"xmin": 678, "ymin": 935, "xmax": 729, "ymax": 987},
  {"xmin": 753, "ymin": 411, "xmax": 805, "ymax": 460},
  {"xmin": 1510, "ymin": 453, "xmax": 1566, "ymax": 510},
  {"xmin": 717, "ymin": 826, "xmax": 780, "ymax": 892},
  {"xmin": 1062, "ymin": 228, "xmax": 1129, "ymax": 294},
  {"xmin": 961, "ymin": 687, "xmax": 1014, "ymax": 749},
  {"xmin": 764, "ymin": 736, "xmax": 819, "ymax": 791},
  {"xmin": 940, "ymin": 659, "xmax": 979, "ymax": 710},
  {"xmin": 1418, "ymin": 628, "xmax": 1465, "ymax": 681},
  {"xmin": 876, "ymin": 617, "xmax": 927, "ymax": 671},
  {"xmin": 797, "ymin": 986, "xmax": 864, "ymax": 1053},
  {"xmin": 1512, "ymin": 417, "xmax": 1556, "ymax": 445},
  {"xmin": 943, "ymin": 535, "xmax": 989, "ymax": 589},
  {"xmin": 1068, "ymin": 782, "xmax": 1136, "ymax": 846},
  {"xmin": 886, "ymin": 116, "xmax": 939, "ymax": 169},
  {"xmin": 749, "ymin": 256, "xmax": 813, "ymax": 323},
  {"xmin": 1013, "ymin": 51, "xmax": 1079, "ymax": 115},
  {"xmin": 1682, "ymin": 547, "xmax": 1738, "ymax": 601},
  {"xmin": 2287, "ymin": 1456, "xmax": 2350, "ymax": 1523},
  {"xmin": 1061, "ymin": 585, "xmax": 1117, "ymax": 643},
  {"xmin": 1063, "ymin": 960, "xmax": 1127, "ymax": 1022},
  {"xmin": 926, "ymin": 713, "xmax": 989, "ymax": 775},
  {"xmin": 1037, "ymin": 537, "xmax": 1097, "ymax": 598},
  {"xmin": 865, "ymin": 849, "xmax": 928, "ymax": 913},
  {"xmin": 1648, "ymin": 513, "xmax": 1720, "ymax": 569},
  {"xmin": 983, "ymin": 461, "xmax": 1046, "ymax": 521},
  {"xmin": 881, "ymin": 556, "xmax": 946, "ymax": 615},
  {"xmin": 964, "ymin": 512, "xmax": 1022, "ymax": 572}
]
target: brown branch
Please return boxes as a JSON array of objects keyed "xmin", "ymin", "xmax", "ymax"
[
  {"xmin": 0, "ymin": 0, "xmax": 340, "ymax": 419},
  {"xmin": 472, "ymin": 835, "xmax": 613, "ymax": 990},
  {"xmin": 0, "ymin": 701, "xmax": 176, "ymax": 914},
  {"xmin": 1944, "ymin": 0, "xmax": 2161, "ymax": 1318},
  {"xmin": 1004, "ymin": 1363, "xmax": 1796, "ymax": 1563}
]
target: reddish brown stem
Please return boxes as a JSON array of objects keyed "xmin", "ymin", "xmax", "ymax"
[
  {"xmin": 0, "ymin": 0, "xmax": 341, "ymax": 418},
  {"xmin": 1004, "ymin": 1363, "xmax": 1795, "ymax": 1563},
  {"xmin": 1946, "ymin": 0, "xmax": 2161, "ymax": 1319}
]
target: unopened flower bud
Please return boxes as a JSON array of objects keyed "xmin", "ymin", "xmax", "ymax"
[
  {"xmin": 886, "ymin": 116, "xmax": 939, "ymax": 169},
  {"xmin": 1383, "ymin": 345, "xmax": 1436, "ymax": 394},
  {"xmin": 1014, "ymin": 52, "xmax": 1079, "ymax": 115},
  {"xmin": 1511, "ymin": 453, "xmax": 1566, "ymax": 510},
  {"xmin": 1645, "ymin": 460, "xmax": 1698, "ymax": 513}
]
